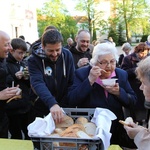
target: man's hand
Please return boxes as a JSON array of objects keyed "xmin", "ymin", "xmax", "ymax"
[
  {"xmin": 0, "ymin": 87, "xmax": 21, "ymax": 100},
  {"xmin": 77, "ymin": 58, "xmax": 89, "ymax": 68},
  {"xmin": 124, "ymin": 122, "xmax": 145, "ymax": 139},
  {"xmin": 50, "ymin": 104, "xmax": 64, "ymax": 123}
]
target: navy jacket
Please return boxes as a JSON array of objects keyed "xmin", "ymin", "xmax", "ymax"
[
  {"xmin": 67, "ymin": 65, "xmax": 137, "ymax": 145},
  {"xmin": 28, "ymin": 46, "xmax": 75, "ymax": 114},
  {"xmin": 68, "ymin": 66, "xmax": 136, "ymax": 112}
]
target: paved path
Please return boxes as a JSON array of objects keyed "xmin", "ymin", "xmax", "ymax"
[{"xmin": 116, "ymin": 46, "xmax": 122, "ymax": 55}]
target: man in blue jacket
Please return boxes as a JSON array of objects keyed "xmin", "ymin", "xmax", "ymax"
[{"xmin": 28, "ymin": 29, "xmax": 75, "ymax": 124}]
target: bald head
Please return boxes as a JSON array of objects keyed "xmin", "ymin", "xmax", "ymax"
[
  {"xmin": 0, "ymin": 30, "xmax": 9, "ymax": 38},
  {"xmin": 67, "ymin": 38, "xmax": 73, "ymax": 46},
  {"xmin": 76, "ymin": 30, "xmax": 91, "ymax": 52},
  {"xmin": 0, "ymin": 30, "xmax": 12, "ymax": 58}
]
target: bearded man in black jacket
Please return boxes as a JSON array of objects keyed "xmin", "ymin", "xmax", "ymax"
[{"xmin": 70, "ymin": 29, "xmax": 92, "ymax": 69}]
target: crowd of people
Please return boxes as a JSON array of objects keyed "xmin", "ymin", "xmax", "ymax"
[{"xmin": 0, "ymin": 27, "xmax": 150, "ymax": 150}]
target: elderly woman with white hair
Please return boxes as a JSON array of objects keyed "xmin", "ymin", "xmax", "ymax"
[{"xmin": 67, "ymin": 43, "xmax": 137, "ymax": 148}]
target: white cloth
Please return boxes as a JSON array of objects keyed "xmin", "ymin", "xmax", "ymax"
[
  {"xmin": 27, "ymin": 113, "xmax": 55, "ymax": 137},
  {"xmin": 91, "ymin": 107, "xmax": 117, "ymax": 150}
]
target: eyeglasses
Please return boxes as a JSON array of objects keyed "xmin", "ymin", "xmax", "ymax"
[{"xmin": 97, "ymin": 59, "xmax": 116, "ymax": 66}]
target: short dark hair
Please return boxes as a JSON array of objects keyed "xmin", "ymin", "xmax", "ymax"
[
  {"xmin": 42, "ymin": 30, "xmax": 63, "ymax": 47},
  {"xmin": 11, "ymin": 38, "xmax": 27, "ymax": 51},
  {"xmin": 19, "ymin": 35, "xmax": 25, "ymax": 40}
]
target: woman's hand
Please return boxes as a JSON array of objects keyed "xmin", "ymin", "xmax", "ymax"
[
  {"xmin": 88, "ymin": 66, "xmax": 104, "ymax": 85},
  {"xmin": 101, "ymin": 83, "xmax": 120, "ymax": 96}
]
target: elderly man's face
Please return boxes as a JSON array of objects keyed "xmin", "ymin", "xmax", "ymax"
[
  {"xmin": 96, "ymin": 53, "xmax": 116, "ymax": 78},
  {"xmin": 140, "ymin": 77, "xmax": 150, "ymax": 102}
]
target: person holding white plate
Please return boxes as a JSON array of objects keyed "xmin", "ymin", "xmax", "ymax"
[{"xmin": 67, "ymin": 43, "xmax": 137, "ymax": 148}]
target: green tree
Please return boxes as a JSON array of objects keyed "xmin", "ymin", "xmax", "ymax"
[
  {"xmin": 140, "ymin": 35, "xmax": 148, "ymax": 42},
  {"xmin": 117, "ymin": 24, "xmax": 126, "ymax": 46},
  {"xmin": 115, "ymin": 0, "xmax": 149, "ymax": 43},
  {"xmin": 37, "ymin": 0, "xmax": 78, "ymax": 44},
  {"xmin": 108, "ymin": 27, "xmax": 118, "ymax": 46},
  {"xmin": 75, "ymin": 0, "xmax": 105, "ymax": 41}
]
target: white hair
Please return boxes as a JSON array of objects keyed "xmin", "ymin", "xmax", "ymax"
[{"xmin": 90, "ymin": 43, "xmax": 119, "ymax": 65}]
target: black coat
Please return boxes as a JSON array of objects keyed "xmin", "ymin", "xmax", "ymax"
[
  {"xmin": 0, "ymin": 58, "xmax": 8, "ymax": 117},
  {"xmin": 6, "ymin": 53, "xmax": 31, "ymax": 115},
  {"xmin": 121, "ymin": 53, "xmax": 146, "ymax": 111},
  {"xmin": 70, "ymin": 46, "xmax": 92, "ymax": 68},
  {"xmin": 118, "ymin": 54, "xmax": 124, "ymax": 67}
]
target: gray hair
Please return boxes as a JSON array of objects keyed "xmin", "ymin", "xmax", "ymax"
[
  {"xmin": 90, "ymin": 43, "xmax": 119, "ymax": 65},
  {"xmin": 121, "ymin": 42, "xmax": 132, "ymax": 51},
  {"xmin": 136, "ymin": 56, "xmax": 150, "ymax": 82}
]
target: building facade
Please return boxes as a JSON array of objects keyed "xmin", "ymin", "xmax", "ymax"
[{"xmin": 0, "ymin": 0, "xmax": 38, "ymax": 43}]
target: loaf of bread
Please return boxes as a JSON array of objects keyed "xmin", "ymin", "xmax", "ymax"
[
  {"xmin": 75, "ymin": 117, "xmax": 88, "ymax": 125},
  {"xmin": 59, "ymin": 124, "xmax": 86, "ymax": 147},
  {"xmin": 51, "ymin": 115, "xmax": 97, "ymax": 148},
  {"xmin": 125, "ymin": 117, "xmax": 133, "ymax": 124},
  {"xmin": 76, "ymin": 130, "xmax": 92, "ymax": 139},
  {"xmin": 84, "ymin": 122, "xmax": 96, "ymax": 136},
  {"xmin": 119, "ymin": 117, "xmax": 134, "ymax": 126},
  {"xmin": 60, "ymin": 124, "xmax": 85, "ymax": 137},
  {"xmin": 53, "ymin": 128, "xmax": 66, "ymax": 134},
  {"xmin": 55, "ymin": 115, "xmax": 74, "ymax": 128}
]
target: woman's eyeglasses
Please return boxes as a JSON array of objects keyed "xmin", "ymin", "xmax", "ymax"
[{"xmin": 97, "ymin": 59, "xmax": 116, "ymax": 66}]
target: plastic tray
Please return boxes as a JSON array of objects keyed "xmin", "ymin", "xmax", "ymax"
[{"xmin": 31, "ymin": 108, "xmax": 102, "ymax": 150}]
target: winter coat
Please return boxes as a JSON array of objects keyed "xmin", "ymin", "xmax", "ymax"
[
  {"xmin": 70, "ymin": 45, "xmax": 92, "ymax": 68},
  {"xmin": 6, "ymin": 53, "xmax": 31, "ymax": 115},
  {"xmin": 67, "ymin": 65, "xmax": 137, "ymax": 145},
  {"xmin": 0, "ymin": 58, "xmax": 8, "ymax": 118},
  {"xmin": 121, "ymin": 53, "xmax": 147, "ymax": 112},
  {"xmin": 28, "ymin": 45, "xmax": 75, "ymax": 115}
]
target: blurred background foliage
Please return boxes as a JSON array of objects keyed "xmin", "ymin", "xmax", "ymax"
[{"xmin": 37, "ymin": 0, "xmax": 150, "ymax": 46}]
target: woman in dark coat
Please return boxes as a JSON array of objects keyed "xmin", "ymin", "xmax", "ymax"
[{"xmin": 68, "ymin": 43, "xmax": 137, "ymax": 148}]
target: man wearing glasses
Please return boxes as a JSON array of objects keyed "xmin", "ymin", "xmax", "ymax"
[
  {"xmin": 67, "ymin": 43, "xmax": 137, "ymax": 148},
  {"xmin": 70, "ymin": 29, "xmax": 92, "ymax": 68}
]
